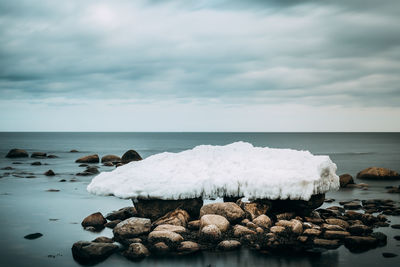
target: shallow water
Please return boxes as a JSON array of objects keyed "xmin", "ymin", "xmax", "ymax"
[{"xmin": 0, "ymin": 132, "xmax": 400, "ymax": 267}]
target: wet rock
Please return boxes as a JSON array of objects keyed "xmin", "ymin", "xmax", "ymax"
[
  {"xmin": 217, "ymin": 240, "xmax": 241, "ymax": 251},
  {"xmin": 275, "ymin": 219, "xmax": 303, "ymax": 235},
  {"xmin": 200, "ymin": 224, "xmax": 222, "ymax": 242},
  {"xmin": 24, "ymin": 233, "xmax": 43, "ymax": 240},
  {"xmin": 71, "ymin": 241, "xmax": 118, "ymax": 264},
  {"xmin": 348, "ymin": 224, "xmax": 372, "ymax": 235},
  {"xmin": 81, "ymin": 212, "xmax": 107, "ymax": 230},
  {"xmin": 340, "ymin": 174, "xmax": 354, "ymax": 188},
  {"xmin": 344, "ymin": 211, "xmax": 363, "ymax": 220},
  {"xmin": 233, "ymin": 225, "xmax": 256, "ymax": 237},
  {"xmin": 276, "ymin": 212, "xmax": 296, "ymax": 221},
  {"xmin": 148, "ymin": 230, "xmax": 184, "ymax": 244},
  {"xmin": 343, "ymin": 201, "xmax": 362, "ymax": 210},
  {"xmin": 371, "ymin": 232, "xmax": 387, "ymax": 246},
  {"xmin": 101, "ymin": 154, "xmax": 121, "ymax": 163},
  {"xmin": 6, "ymin": 149, "xmax": 28, "ymax": 158},
  {"xmin": 297, "ymin": 236, "xmax": 308, "ymax": 243},
  {"xmin": 47, "ymin": 154, "xmax": 58, "ymax": 158},
  {"xmin": 177, "ymin": 241, "xmax": 200, "ymax": 254},
  {"xmin": 253, "ymin": 215, "xmax": 272, "ymax": 229},
  {"xmin": 324, "ymin": 198, "xmax": 335, "ymax": 203},
  {"xmin": 92, "ymin": 236, "xmax": 114, "ymax": 243},
  {"xmin": 391, "ymin": 224, "xmax": 400, "ymax": 229},
  {"xmin": 200, "ymin": 214, "xmax": 230, "ymax": 232},
  {"xmin": 344, "ymin": 236, "xmax": 378, "ymax": 252},
  {"xmin": 77, "ymin": 166, "xmax": 99, "ymax": 176},
  {"xmin": 313, "ymin": 238, "xmax": 341, "ymax": 249},
  {"xmin": 105, "ymin": 220, "xmax": 121, "ymax": 229},
  {"xmin": 325, "ymin": 218, "xmax": 349, "ymax": 229},
  {"xmin": 123, "ymin": 243, "xmax": 150, "ymax": 259},
  {"xmin": 84, "ymin": 226, "xmax": 97, "ymax": 232},
  {"xmin": 357, "ymin": 167, "xmax": 400, "ymax": 180},
  {"xmin": 303, "ymin": 229, "xmax": 321, "ymax": 237},
  {"xmin": 31, "ymin": 152, "xmax": 46, "ymax": 158},
  {"xmin": 46, "ymin": 189, "xmax": 59, "ymax": 192},
  {"xmin": 323, "ymin": 230, "xmax": 350, "ymax": 240},
  {"xmin": 106, "ymin": 207, "xmax": 137, "ymax": 221},
  {"xmin": 200, "ymin": 202, "xmax": 245, "ymax": 223},
  {"xmin": 382, "ymin": 252, "xmax": 398, "ymax": 258},
  {"xmin": 153, "ymin": 224, "xmax": 186, "ymax": 233},
  {"xmin": 237, "ymin": 200, "xmax": 271, "ymax": 220},
  {"xmin": 153, "ymin": 209, "xmax": 190, "ymax": 227},
  {"xmin": 134, "ymin": 198, "xmax": 203, "ymax": 221},
  {"xmin": 121, "ymin": 150, "xmax": 142, "ymax": 163},
  {"xmin": 70, "ymin": 149, "xmax": 79, "ymax": 153},
  {"xmin": 394, "ymin": 235, "xmax": 400, "ymax": 240},
  {"xmin": 1, "ymin": 166, "xmax": 13, "ymax": 170},
  {"xmin": 152, "ymin": 242, "xmax": 169, "ymax": 254},
  {"xmin": 188, "ymin": 220, "xmax": 200, "ymax": 230},
  {"xmin": 103, "ymin": 162, "xmax": 114, "ymax": 166},
  {"xmin": 270, "ymin": 226, "xmax": 286, "ymax": 234},
  {"xmin": 113, "ymin": 218, "xmax": 151, "ymax": 243},
  {"xmin": 31, "ymin": 161, "xmax": 41, "ymax": 166},
  {"xmin": 79, "ymin": 164, "xmax": 88, "ymax": 167},
  {"xmin": 75, "ymin": 154, "xmax": 99, "ymax": 163},
  {"xmin": 44, "ymin": 170, "xmax": 55, "ymax": 176}
]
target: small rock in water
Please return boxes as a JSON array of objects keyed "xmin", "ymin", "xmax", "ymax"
[
  {"xmin": 24, "ymin": 233, "xmax": 43, "ymax": 240},
  {"xmin": 70, "ymin": 149, "xmax": 79, "ymax": 153},
  {"xmin": 79, "ymin": 164, "xmax": 88, "ymax": 167},
  {"xmin": 44, "ymin": 170, "xmax": 55, "ymax": 176},
  {"xmin": 391, "ymin": 224, "xmax": 400, "ymax": 229},
  {"xmin": 46, "ymin": 189, "xmax": 60, "ymax": 192},
  {"xmin": 81, "ymin": 212, "xmax": 107, "ymax": 230},
  {"xmin": 75, "ymin": 154, "xmax": 99, "ymax": 164},
  {"xmin": 121, "ymin": 150, "xmax": 142, "ymax": 163},
  {"xmin": 394, "ymin": 235, "xmax": 400, "ymax": 240},
  {"xmin": 71, "ymin": 241, "xmax": 118, "ymax": 264},
  {"xmin": 47, "ymin": 155, "xmax": 58, "ymax": 158},
  {"xmin": 59, "ymin": 179, "xmax": 66, "ymax": 182},
  {"xmin": 6, "ymin": 149, "xmax": 28, "ymax": 158},
  {"xmin": 382, "ymin": 252, "xmax": 398, "ymax": 258},
  {"xmin": 31, "ymin": 161, "xmax": 41, "ymax": 166},
  {"xmin": 324, "ymin": 198, "xmax": 335, "ymax": 203},
  {"xmin": 31, "ymin": 152, "xmax": 47, "ymax": 158},
  {"xmin": 1, "ymin": 166, "xmax": 14, "ymax": 170}
]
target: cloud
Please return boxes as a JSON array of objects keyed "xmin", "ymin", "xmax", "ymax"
[{"xmin": 0, "ymin": 0, "xmax": 399, "ymax": 130}]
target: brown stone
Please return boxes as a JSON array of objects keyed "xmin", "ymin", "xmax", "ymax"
[
  {"xmin": 92, "ymin": 236, "xmax": 114, "ymax": 243},
  {"xmin": 134, "ymin": 198, "xmax": 203, "ymax": 221},
  {"xmin": 153, "ymin": 224, "xmax": 186, "ymax": 233},
  {"xmin": 313, "ymin": 238, "xmax": 341, "ymax": 249},
  {"xmin": 339, "ymin": 174, "xmax": 354, "ymax": 188},
  {"xmin": 71, "ymin": 241, "xmax": 118, "ymax": 264},
  {"xmin": 324, "ymin": 230, "xmax": 350, "ymax": 239},
  {"xmin": 106, "ymin": 207, "xmax": 137, "ymax": 221},
  {"xmin": 177, "ymin": 241, "xmax": 200, "ymax": 254},
  {"xmin": 101, "ymin": 154, "xmax": 121, "ymax": 163},
  {"xmin": 188, "ymin": 220, "xmax": 200, "ymax": 230},
  {"xmin": 200, "ymin": 225, "xmax": 222, "ymax": 242},
  {"xmin": 238, "ymin": 200, "xmax": 271, "ymax": 220},
  {"xmin": 44, "ymin": 169, "xmax": 55, "ymax": 176},
  {"xmin": 123, "ymin": 243, "xmax": 150, "ymax": 259},
  {"xmin": 233, "ymin": 225, "xmax": 257, "ymax": 237},
  {"xmin": 113, "ymin": 218, "xmax": 151, "ymax": 242},
  {"xmin": 148, "ymin": 230, "xmax": 184, "ymax": 244},
  {"xmin": 325, "ymin": 218, "xmax": 349, "ymax": 229},
  {"xmin": 217, "ymin": 240, "xmax": 241, "ymax": 251},
  {"xmin": 152, "ymin": 209, "xmax": 190, "ymax": 228},
  {"xmin": 357, "ymin": 167, "xmax": 400, "ymax": 180},
  {"xmin": 6, "ymin": 149, "xmax": 28, "ymax": 158},
  {"xmin": 200, "ymin": 214, "xmax": 230, "ymax": 232},
  {"xmin": 81, "ymin": 212, "xmax": 106, "ymax": 229},
  {"xmin": 200, "ymin": 202, "xmax": 245, "ymax": 223},
  {"xmin": 75, "ymin": 154, "xmax": 99, "ymax": 163}
]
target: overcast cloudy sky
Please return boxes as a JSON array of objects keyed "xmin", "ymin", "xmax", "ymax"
[{"xmin": 1, "ymin": 0, "xmax": 399, "ymax": 131}]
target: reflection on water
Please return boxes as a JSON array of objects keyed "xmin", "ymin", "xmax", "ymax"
[{"xmin": 0, "ymin": 132, "xmax": 400, "ymax": 266}]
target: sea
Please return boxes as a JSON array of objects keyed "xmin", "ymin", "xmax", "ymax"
[{"xmin": 0, "ymin": 132, "xmax": 399, "ymax": 267}]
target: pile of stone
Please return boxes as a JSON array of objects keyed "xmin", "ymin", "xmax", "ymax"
[{"xmin": 72, "ymin": 194, "xmax": 395, "ymax": 264}]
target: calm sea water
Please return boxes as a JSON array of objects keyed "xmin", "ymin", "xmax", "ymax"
[{"xmin": 0, "ymin": 132, "xmax": 399, "ymax": 267}]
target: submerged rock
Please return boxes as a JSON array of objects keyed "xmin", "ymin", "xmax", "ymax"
[
  {"xmin": 121, "ymin": 150, "xmax": 142, "ymax": 163},
  {"xmin": 24, "ymin": 233, "xmax": 43, "ymax": 240},
  {"xmin": 6, "ymin": 149, "xmax": 28, "ymax": 158},
  {"xmin": 31, "ymin": 152, "xmax": 46, "ymax": 158},
  {"xmin": 75, "ymin": 154, "xmax": 99, "ymax": 164},
  {"xmin": 344, "ymin": 236, "xmax": 378, "ymax": 252},
  {"xmin": 72, "ymin": 241, "xmax": 118, "ymax": 264},
  {"xmin": 148, "ymin": 230, "xmax": 184, "ymax": 244},
  {"xmin": 123, "ymin": 243, "xmax": 150, "ymax": 259},
  {"xmin": 44, "ymin": 170, "xmax": 55, "ymax": 176},
  {"xmin": 200, "ymin": 202, "xmax": 245, "ymax": 223},
  {"xmin": 134, "ymin": 198, "xmax": 203, "ymax": 221},
  {"xmin": 357, "ymin": 167, "xmax": 400, "ymax": 180}
]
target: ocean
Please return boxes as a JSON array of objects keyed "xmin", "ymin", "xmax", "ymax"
[{"xmin": 0, "ymin": 132, "xmax": 399, "ymax": 266}]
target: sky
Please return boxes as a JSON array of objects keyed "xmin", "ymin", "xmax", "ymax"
[{"xmin": 0, "ymin": 0, "xmax": 399, "ymax": 132}]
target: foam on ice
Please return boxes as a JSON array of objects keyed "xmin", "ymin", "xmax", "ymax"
[{"xmin": 87, "ymin": 142, "xmax": 339, "ymax": 201}]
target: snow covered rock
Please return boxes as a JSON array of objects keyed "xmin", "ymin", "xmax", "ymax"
[{"xmin": 88, "ymin": 142, "xmax": 339, "ymax": 201}]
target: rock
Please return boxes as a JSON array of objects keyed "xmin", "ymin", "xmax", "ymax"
[
  {"xmin": 121, "ymin": 150, "xmax": 142, "ymax": 163},
  {"xmin": 270, "ymin": 226, "xmax": 286, "ymax": 234},
  {"xmin": 345, "ymin": 211, "xmax": 363, "ymax": 220},
  {"xmin": 217, "ymin": 240, "xmax": 241, "ymax": 251},
  {"xmin": 47, "ymin": 154, "xmax": 58, "ymax": 158},
  {"xmin": 253, "ymin": 215, "xmax": 272, "ymax": 229},
  {"xmin": 106, "ymin": 207, "xmax": 137, "ymax": 221},
  {"xmin": 276, "ymin": 212, "xmax": 296, "ymax": 221},
  {"xmin": 200, "ymin": 224, "xmax": 222, "ymax": 242},
  {"xmin": 200, "ymin": 214, "xmax": 230, "ymax": 232},
  {"xmin": 303, "ymin": 229, "xmax": 321, "ymax": 237},
  {"xmin": 394, "ymin": 235, "xmax": 400, "ymax": 240},
  {"xmin": 152, "ymin": 242, "xmax": 169, "ymax": 253},
  {"xmin": 297, "ymin": 236, "xmax": 308, "ymax": 243},
  {"xmin": 6, "ymin": 149, "xmax": 28, "ymax": 158},
  {"xmin": 31, "ymin": 152, "xmax": 46, "ymax": 158},
  {"xmin": 348, "ymin": 224, "xmax": 372, "ymax": 235},
  {"xmin": 371, "ymin": 232, "xmax": 387, "ymax": 246},
  {"xmin": 324, "ymin": 230, "xmax": 350, "ymax": 239},
  {"xmin": 188, "ymin": 220, "xmax": 200, "ymax": 230},
  {"xmin": 343, "ymin": 201, "xmax": 362, "ymax": 210},
  {"xmin": 233, "ymin": 225, "xmax": 256, "ymax": 237},
  {"xmin": 325, "ymin": 218, "xmax": 349, "ymax": 229},
  {"xmin": 340, "ymin": 174, "xmax": 354, "ymax": 188},
  {"xmin": 200, "ymin": 202, "xmax": 245, "ymax": 223},
  {"xmin": 105, "ymin": 220, "xmax": 121, "ymax": 229},
  {"xmin": 92, "ymin": 237, "xmax": 114, "ymax": 243},
  {"xmin": 103, "ymin": 162, "xmax": 114, "ymax": 166},
  {"xmin": 79, "ymin": 164, "xmax": 88, "ymax": 167},
  {"xmin": 134, "ymin": 198, "xmax": 203, "ymax": 221},
  {"xmin": 382, "ymin": 252, "xmax": 398, "ymax": 258},
  {"xmin": 71, "ymin": 241, "xmax": 118, "ymax": 264},
  {"xmin": 313, "ymin": 238, "xmax": 341, "ymax": 249},
  {"xmin": 275, "ymin": 219, "xmax": 303, "ymax": 235},
  {"xmin": 123, "ymin": 243, "xmax": 150, "ymax": 259},
  {"xmin": 321, "ymin": 224, "xmax": 345, "ymax": 231},
  {"xmin": 269, "ymin": 194, "xmax": 325, "ymax": 214},
  {"xmin": 81, "ymin": 212, "xmax": 107, "ymax": 230},
  {"xmin": 46, "ymin": 189, "xmax": 59, "ymax": 192},
  {"xmin": 153, "ymin": 224, "xmax": 186, "ymax": 233},
  {"xmin": 1, "ymin": 166, "xmax": 13, "ymax": 170},
  {"xmin": 148, "ymin": 230, "xmax": 184, "ymax": 244},
  {"xmin": 44, "ymin": 170, "xmax": 55, "ymax": 176},
  {"xmin": 101, "ymin": 155, "xmax": 121, "ymax": 163},
  {"xmin": 357, "ymin": 167, "xmax": 400, "ymax": 180},
  {"xmin": 345, "ymin": 236, "xmax": 378, "ymax": 252},
  {"xmin": 177, "ymin": 241, "xmax": 200, "ymax": 254},
  {"xmin": 391, "ymin": 224, "xmax": 400, "ymax": 229},
  {"xmin": 31, "ymin": 161, "xmax": 41, "ymax": 166},
  {"xmin": 238, "ymin": 200, "xmax": 271, "ymax": 220},
  {"xmin": 153, "ymin": 209, "xmax": 190, "ymax": 227},
  {"xmin": 24, "ymin": 233, "xmax": 43, "ymax": 240},
  {"xmin": 77, "ymin": 166, "xmax": 99, "ymax": 176},
  {"xmin": 75, "ymin": 154, "xmax": 99, "ymax": 163},
  {"xmin": 113, "ymin": 218, "xmax": 151, "ymax": 242},
  {"xmin": 70, "ymin": 149, "xmax": 79, "ymax": 153},
  {"xmin": 59, "ymin": 179, "xmax": 66, "ymax": 182}
]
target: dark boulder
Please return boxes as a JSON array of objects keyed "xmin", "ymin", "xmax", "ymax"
[
  {"xmin": 24, "ymin": 233, "xmax": 43, "ymax": 240},
  {"xmin": 121, "ymin": 150, "xmax": 142, "ymax": 164},
  {"xmin": 44, "ymin": 170, "xmax": 55, "ymax": 176},
  {"xmin": 31, "ymin": 161, "xmax": 41, "ymax": 166},
  {"xmin": 75, "ymin": 154, "xmax": 99, "ymax": 164},
  {"xmin": 70, "ymin": 149, "xmax": 79, "ymax": 153},
  {"xmin": 339, "ymin": 174, "xmax": 354, "ymax": 188},
  {"xmin": 257, "ymin": 194, "xmax": 325, "ymax": 215},
  {"xmin": 71, "ymin": 241, "xmax": 118, "ymax": 264},
  {"xmin": 106, "ymin": 207, "xmax": 137, "ymax": 221},
  {"xmin": 47, "ymin": 155, "xmax": 58, "ymax": 158},
  {"xmin": 6, "ymin": 149, "xmax": 28, "ymax": 158},
  {"xmin": 81, "ymin": 212, "xmax": 107, "ymax": 230},
  {"xmin": 357, "ymin": 167, "xmax": 400, "ymax": 180},
  {"xmin": 31, "ymin": 152, "xmax": 46, "ymax": 158}
]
